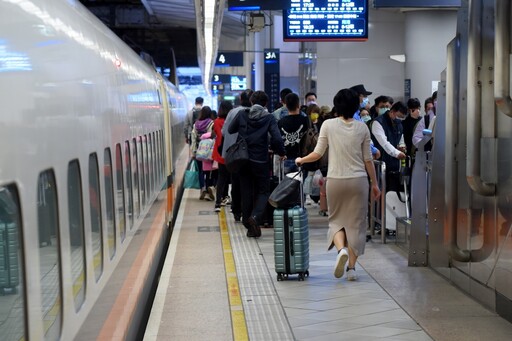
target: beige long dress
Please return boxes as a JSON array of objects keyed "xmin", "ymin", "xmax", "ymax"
[{"xmin": 312, "ymin": 118, "xmax": 373, "ymax": 256}]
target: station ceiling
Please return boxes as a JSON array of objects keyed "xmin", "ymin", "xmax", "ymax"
[{"xmin": 79, "ymin": 0, "xmax": 245, "ymax": 69}]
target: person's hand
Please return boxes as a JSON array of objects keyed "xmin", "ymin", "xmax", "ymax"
[
  {"xmin": 280, "ymin": 155, "xmax": 287, "ymax": 161},
  {"xmin": 373, "ymin": 149, "xmax": 381, "ymax": 160},
  {"xmin": 295, "ymin": 157, "xmax": 302, "ymax": 166},
  {"xmin": 397, "ymin": 152, "xmax": 406, "ymax": 159},
  {"xmin": 371, "ymin": 184, "xmax": 381, "ymax": 201}
]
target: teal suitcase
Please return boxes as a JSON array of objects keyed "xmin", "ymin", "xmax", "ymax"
[{"xmin": 274, "ymin": 207, "xmax": 309, "ymax": 281}]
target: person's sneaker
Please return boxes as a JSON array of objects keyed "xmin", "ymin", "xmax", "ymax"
[
  {"xmin": 221, "ymin": 196, "xmax": 231, "ymax": 206},
  {"xmin": 334, "ymin": 248, "xmax": 349, "ymax": 278},
  {"xmin": 199, "ymin": 190, "xmax": 206, "ymax": 200},
  {"xmin": 207, "ymin": 186, "xmax": 215, "ymax": 201},
  {"xmin": 346, "ymin": 267, "xmax": 357, "ymax": 281},
  {"xmin": 305, "ymin": 198, "xmax": 313, "ymax": 205},
  {"xmin": 214, "ymin": 205, "xmax": 221, "ymax": 212}
]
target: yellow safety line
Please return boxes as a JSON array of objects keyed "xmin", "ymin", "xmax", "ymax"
[{"xmin": 218, "ymin": 208, "xmax": 249, "ymax": 341}]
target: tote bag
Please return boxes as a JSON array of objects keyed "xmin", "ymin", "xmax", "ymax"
[
  {"xmin": 225, "ymin": 136, "xmax": 249, "ymax": 173},
  {"xmin": 268, "ymin": 172, "xmax": 301, "ymax": 209},
  {"xmin": 184, "ymin": 160, "xmax": 200, "ymax": 189}
]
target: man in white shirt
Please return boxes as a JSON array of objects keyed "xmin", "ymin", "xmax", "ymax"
[{"xmin": 371, "ymin": 101, "xmax": 407, "ymax": 175}]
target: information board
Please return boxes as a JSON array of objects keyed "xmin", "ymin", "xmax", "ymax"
[
  {"xmin": 228, "ymin": 0, "xmax": 290, "ymax": 11},
  {"xmin": 283, "ymin": 0, "xmax": 369, "ymax": 42}
]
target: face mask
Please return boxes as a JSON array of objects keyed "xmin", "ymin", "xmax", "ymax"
[
  {"xmin": 362, "ymin": 115, "xmax": 371, "ymax": 123},
  {"xmin": 360, "ymin": 97, "xmax": 369, "ymax": 108},
  {"xmin": 378, "ymin": 107, "xmax": 388, "ymax": 116},
  {"xmin": 310, "ymin": 113, "xmax": 319, "ymax": 121},
  {"xmin": 306, "ymin": 101, "xmax": 317, "ymax": 106}
]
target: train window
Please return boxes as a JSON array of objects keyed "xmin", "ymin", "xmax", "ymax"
[
  {"xmin": 148, "ymin": 134, "xmax": 154, "ymax": 194},
  {"xmin": 159, "ymin": 130, "xmax": 165, "ymax": 180},
  {"xmin": 138, "ymin": 138, "xmax": 146, "ymax": 207},
  {"xmin": 124, "ymin": 142, "xmax": 134, "ymax": 229},
  {"xmin": 67, "ymin": 160, "xmax": 86, "ymax": 311},
  {"xmin": 89, "ymin": 153, "xmax": 103, "ymax": 281},
  {"xmin": 155, "ymin": 131, "xmax": 161, "ymax": 183},
  {"xmin": 0, "ymin": 185, "xmax": 27, "ymax": 340},
  {"xmin": 104, "ymin": 148, "xmax": 116, "ymax": 260},
  {"xmin": 153, "ymin": 132, "xmax": 159, "ymax": 186},
  {"xmin": 37, "ymin": 170, "xmax": 63, "ymax": 341},
  {"xmin": 115, "ymin": 144, "xmax": 126, "ymax": 242},
  {"xmin": 144, "ymin": 135, "xmax": 151, "ymax": 198},
  {"xmin": 132, "ymin": 138, "xmax": 140, "ymax": 217}
]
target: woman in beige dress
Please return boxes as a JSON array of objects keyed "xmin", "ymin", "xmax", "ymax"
[{"xmin": 296, "ymin": 88, "xmax": 380, "ymax": 280}]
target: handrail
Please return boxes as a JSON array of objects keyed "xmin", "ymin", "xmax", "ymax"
[
  {"xmin": 446, "ymin": 37, "xmax": 471, "ymax": 262},
  {"xmin": 466, "ymin": 0, "xmax": 496, "ymax": 196},
  {"xmin": 494, "ymin": 0, "xmax": 512, "ymax": 117}
]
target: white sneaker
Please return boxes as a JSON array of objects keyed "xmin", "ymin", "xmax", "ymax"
[
  {"xmin": 346, "ymin": 267, "xmax": 357, "ymax": 281},
  {"xmin": 334, "ymin": 248, "xmax": 349, "ymax": 278}
]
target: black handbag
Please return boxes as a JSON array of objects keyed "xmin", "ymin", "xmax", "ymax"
[
  {"xmin": 268, "ymin": 172, "xmax": 301, "ymax": 208},
  {"xmin": 225, "ymin": 136, "xmax": 249, "ymax": 173}
]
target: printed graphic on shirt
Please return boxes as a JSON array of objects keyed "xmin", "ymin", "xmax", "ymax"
[{"xmin": 281, "ymin": 124, "xmax": 304, "ymax": 147}]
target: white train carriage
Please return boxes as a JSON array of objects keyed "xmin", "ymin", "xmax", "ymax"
[{"xmin": 0, "ymin": 0, "xmax": 189, "ymax": 340}]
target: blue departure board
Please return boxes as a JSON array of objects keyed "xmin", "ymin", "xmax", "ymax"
[{"xmin": 283, "ymin": 0, "xmax": 369, "ymax": 42}]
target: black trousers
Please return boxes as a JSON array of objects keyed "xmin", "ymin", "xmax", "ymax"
[{"xmin": 238, "ymin": 161, "xmax": 270, "ymax": 224}]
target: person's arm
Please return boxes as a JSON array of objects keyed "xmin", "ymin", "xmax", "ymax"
[
  {"xmin": 412, "ymin": 117, "xmax": 426, "ymax": 147},
  {"xmin": 228, "ymin": 112, "xmax": 241, "ymax": 134},
  {"xmin": 365, "ymin": 159, "xmax": 381, "ymax": 201},
  {"xmin": 296, "ymin": 122, "xmax": 328, "ymax": 165},
  {"xmin": 371, "ymin": 120, "xmax": 405, "ymax": 159},
  {"xmin": 269, "ymin": 118, "xmax": 286, "ymax": 157}
]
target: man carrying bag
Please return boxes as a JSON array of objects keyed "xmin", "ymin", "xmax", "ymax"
[{"xmin": 228, "ymin": 91, "xmax": 286, "ymax": 238}]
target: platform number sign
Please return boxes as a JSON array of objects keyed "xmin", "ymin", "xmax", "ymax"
[
  {"xmin": 215, "ymin": 52, "xmax": 244, "ymax": 67},
  {"xmin": 264, "ymin": 48, "xmax": 280, "ymax": 112}
]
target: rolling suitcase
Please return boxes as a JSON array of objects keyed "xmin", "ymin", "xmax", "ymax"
[
  {"xmin": 0, "ymin": 222, "xmax": 19, "ymax": 295},
  {"xmin": 273, "ymin": 167, "xmax": 309, "ymax": 281}
]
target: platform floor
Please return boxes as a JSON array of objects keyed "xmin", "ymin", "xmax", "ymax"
[{"xmin": 144, "ymin": 189, "xmax": 512, "ymax": 341}]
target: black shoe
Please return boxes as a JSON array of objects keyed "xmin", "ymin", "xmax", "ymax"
[
  {"xmin": 233, "ymin": 213, "xmax": 241, "ymax": 222},
  {"xmin": 247, "ymin": 216, "xmax": 261, "ymax": 238}
]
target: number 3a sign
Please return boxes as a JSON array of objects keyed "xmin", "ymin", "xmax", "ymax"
[{"xmin": 265, "ymin": 51, "xmax": 277, "ymax": 60}]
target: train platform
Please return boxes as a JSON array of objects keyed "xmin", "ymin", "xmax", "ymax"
[{"xmin": 143, "ymin": 189, "xmax": 512, "ymax": 341}]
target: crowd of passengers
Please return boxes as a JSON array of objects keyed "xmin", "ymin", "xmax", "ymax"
[{"xmin": 183, "ymin": 86, "xmax": 438, "ymax": 280}]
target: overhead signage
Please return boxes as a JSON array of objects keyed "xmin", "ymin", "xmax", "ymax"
[
  {"xmin": 264, "ymin": 49, "xmax": 280, "ymax": 112},
  {"xmin": 228, "ymin": 0, "xmax": 290, "ymax": 11},
  {"xmin": 283, "ymin": 0, "xmax": 369, "ymax": 42},
  {"xmin": 373, "ymin": 0, "xmax": 461, "ymax": 7},
  {"xmin": 215, "ymin": 52, "xmax": 244, "ymax": 67},
  {"xmin": 212, "ymin": 74, "xmax": 231, "ymax": 85}
]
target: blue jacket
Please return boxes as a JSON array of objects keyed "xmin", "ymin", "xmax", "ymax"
[{"xmin": 228, "ymin": 104, "xmax": 285, "ymax": 163}]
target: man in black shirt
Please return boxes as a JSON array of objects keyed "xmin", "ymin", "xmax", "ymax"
[{"xmin": 278, "ymin": 93, "xmax": 310, "ymax": 174}]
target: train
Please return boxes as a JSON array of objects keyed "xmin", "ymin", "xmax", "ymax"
[{"xmin": 0, "ymin": 0, "xmax": 191, "ymax": 340}]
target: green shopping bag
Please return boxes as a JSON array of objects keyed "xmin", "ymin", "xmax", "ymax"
[{"xmin": 184, "ymin": 160, "xmax": 200, "ymax": 189}]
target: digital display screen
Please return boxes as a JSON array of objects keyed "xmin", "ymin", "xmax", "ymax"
[
  {"xmin": 228, "ymin": 0, "xmax": 290, "ymax": 11},
  {"xmin": 231, "ymin": 75, "xmax": 247, "ymax": 91},
  {"xmin": 373, "ymin": 0, "xmax": 460, "ymax": 7},
  {"xmin": 283, "ymin": 0, "xmax": 369, "ymax": 42}
]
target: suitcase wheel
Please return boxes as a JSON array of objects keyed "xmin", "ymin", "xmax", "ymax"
[{"xmin": 277, "ymin": 273, "xmax": 284, "ymax": 281}]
